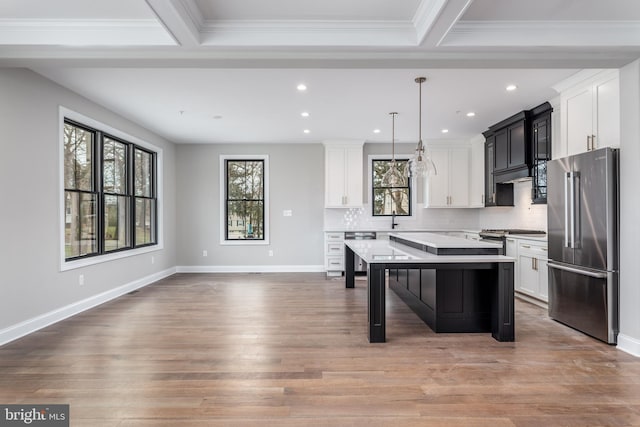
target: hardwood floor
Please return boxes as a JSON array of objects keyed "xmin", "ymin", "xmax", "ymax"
[{"xmin": 2, "ymin": 273, "xmax": 640, "ymax": 426}]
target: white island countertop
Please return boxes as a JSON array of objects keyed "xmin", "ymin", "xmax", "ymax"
[{"xmin": 344, "ymin": 238, "xmax": 513, "ymax": 265}]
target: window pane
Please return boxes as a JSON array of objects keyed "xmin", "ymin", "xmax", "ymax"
[
  {"xmin": 135, "ymin": 198, "xmax": 156, "ymax": 245},
  {"xmin": 227, "ymin": 160, "xmax": 263, "ymax": 200},
  {"xmin": 135, "ymin": 149, "xmax": 152, "ymax": 197},
  {"xmin": 104, "ymin": 194, "xmax": 131, "ymax": 252},
  {"xmin": 372, "ymin": 159, "xmax": 411, "ymax": 216},
  {"xmin": 373, "ymin": 188, "xmax": 410, "ymax": 216},
  {"xmin": 64, "ymin": 123, "xmax": 94, "ymax": 191},
  {"xmin": 227, "ymin": 200, "xmax": 264, "ymax": 240},
  {"xmin": 65, "ymin": 191, "xmax": 97, "ymax": 258},
  {"xmin": 103, "ymin": 138, "xmax": 127, "ymax": 194}
]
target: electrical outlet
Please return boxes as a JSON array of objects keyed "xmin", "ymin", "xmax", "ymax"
[
  {"xmin": 283, "ymin": 210, "xmax": 292, "ymax": 217},
  {"xmin": 268, "ymin": 250, "xmax": 274, "ymax": 257},
  {"xmin": 79, "ymin": 274, "xmax": 84, "ymax": 286},
  {"xmin": 203, "ymin": 250, "xmax": 208, "ymax": 257}
]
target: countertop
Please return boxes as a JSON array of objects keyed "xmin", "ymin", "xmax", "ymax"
[
  {"xmin": 344, "ymin": 238, "xmax": 514, "ymax": 264},
  {"xmin": 505, "ymin": 234, "xmax": 548, "ymax": 243},
  {"xmin": 389, "ymin": 232, "xmax": 503, "ymax": 250}
]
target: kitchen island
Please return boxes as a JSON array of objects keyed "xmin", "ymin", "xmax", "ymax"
[{"xmin": 344, "ymin": 232, "xmax": 514, "ymax": 343}]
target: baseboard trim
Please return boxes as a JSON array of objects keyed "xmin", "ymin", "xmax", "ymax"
[
  {"xmin": 176, "ymin": 264, "xmax": 325, "ymax": 273},
  {"xmin": 0, "ymin": 267, "xmax": 176, "ymax": 347},
  {"xmin": 616, "ymin": 333, "xmax": 640, "ymax": 357}
]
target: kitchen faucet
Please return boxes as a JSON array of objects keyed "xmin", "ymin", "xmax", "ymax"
[{"xmin": 391, "ymin": 211, "xmax": 398, "ymax": 230}]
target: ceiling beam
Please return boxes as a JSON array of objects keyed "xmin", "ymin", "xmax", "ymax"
[
  {"xmin": 145, "ymin": 0, "xmax": 202, "ymax": 47},
  {"xmin": 415, "ymin": 0, "xmax": 474, "ymax": 47}
]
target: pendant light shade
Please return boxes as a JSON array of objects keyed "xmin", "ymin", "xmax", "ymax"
[
  {"xmin": 408, "ymin": 77, "xmax": 437, "ymax": 178},
  {"xmin": 381, "ymin": 112, "xmax": 406, "ymax": 187}
]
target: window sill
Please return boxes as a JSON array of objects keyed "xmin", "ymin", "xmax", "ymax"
[{"xmin": 60, "ymin": 244, "xmax": 163, "ymax": 272}]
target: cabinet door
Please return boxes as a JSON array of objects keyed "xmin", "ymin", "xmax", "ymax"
[
  {"xmin": 425, "ymin": 148, "xmax": 450, "ymax": 207},
  {"xmin": 533, "ymin": 117, "xmax": 550, "ymax": 160},
  {"xmin": 469, "ymin": 139, "xmax": 485, "ymax": 207},
  {"xmin": 484, "ymin": 139, "xmax": 495, "ymax": 206},
  {"xmin": 325, "ymin": 148, "xmax": 346, "ymax": 207},
  {"xmin": 448, "ymin": 148, "xmax": 469, "ymax": 207},
  {"xmin": 594, "ymin": 76, "xmax": 620, "ymax": 150},
  {"xmin": 494, "ymin": 129, "xmax": 509, "ymax": 171},
  {"xmin": 566, "ymin": 87, "xmax": 593, "ymax": 156},
  {"xmin": 507, "ymin": 121, "xmax": 526, "ymax": 168},
  {"xmin": 518, "ymin": 252, "xmax": 538, "ymax": 297},
  {"xmin": 344, "ymin": 146, "xmax": 363, "ymax": 206}
]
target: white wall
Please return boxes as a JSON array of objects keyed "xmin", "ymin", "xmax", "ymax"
[
  {"xmin": 618, "ymin": 59, "xmax": 640, "ymax": 356},
  {"xmin": 0, "ymin": 68, "xmax": 177, "ymax": 343},
  {"xmin": 175, "ymin": 143, "xmax": 325, "ymax": 271}
]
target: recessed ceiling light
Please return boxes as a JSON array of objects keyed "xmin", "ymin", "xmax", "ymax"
[
  {"xmin": 506, "ymin": 84, "xmax": 518, "ymax": 91},
  {"xmin": 297, "ymin": 84, "xmax": 307, "ymax": 91},
  {"xmin": 303, "ymin": 129, "xmax": 310, "ymax": 134},
  {"xmin": 466, "ymin": 112, "xmax": 476, "ymax": 117},
  {"xmin": 301, "ymin": 112, "xmax": 309, "ymax": 117},
  {"xmin": 441, "ymin": 129, "xmax": 449, "ymax": 133},
  {"xmin": 212, "ymin": 115, "xmax": 223, "ymax": 119},
  {"xmin": 373, "ymin": 129, "xmax": 381, "ymax": 134}
]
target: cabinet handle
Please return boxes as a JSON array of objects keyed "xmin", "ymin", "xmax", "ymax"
[
  {"xmin": 492, "ymin": 192, "xmax": 496, "ymax": 203},
  {"xmin": 587, "ymin": 135, "xmax": 591, "ymax": 151},
  {"xmin": 521, "ymin": 244, "xmax": 531, "ymax": 248},
  {"xmin": 591, "ymin": 134, "xmax": 596, "ymax": 151}
]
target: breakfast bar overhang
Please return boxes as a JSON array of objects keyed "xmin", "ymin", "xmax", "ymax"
[{"xmin": 344, "ymin": 233, "xmax": 515, "ymax": 343}]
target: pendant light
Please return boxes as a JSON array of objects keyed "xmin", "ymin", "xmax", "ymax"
[
  {"xmin": 381, "ymin": 112, "xmax": 406, "ymax": 187},
  {"xmin": 408, "ymin": 77, "xmax": 437, "ymax": 178}
]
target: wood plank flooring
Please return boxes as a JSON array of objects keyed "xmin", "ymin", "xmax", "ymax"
[{"xmin": 1, "ymin": 272, "xmax": 640, "ymax": 426}]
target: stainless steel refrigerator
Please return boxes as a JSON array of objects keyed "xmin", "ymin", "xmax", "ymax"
[{"xmin": 547, "ymin": 147, "xmax": 619, "ymax": 344}]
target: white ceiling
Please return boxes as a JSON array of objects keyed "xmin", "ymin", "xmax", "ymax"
[{"xmin": 2, "ymin": 0, "xmax": 640, "ymax": 144}]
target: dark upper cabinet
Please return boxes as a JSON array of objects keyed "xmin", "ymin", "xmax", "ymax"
[
  {"xmin": 483, "ymin": 102, "xmax": 552, "ymax": 206},
  {"xmin": 484, "ymin": 136, "xmax": 514, "ymax": 207},
  {"xmin": 531, "ymin": 102, "xmax": 553, "ymax": 204},
  {"xmin": 489, "ymin": 111, "xmax": 531, "ymax": 181}
]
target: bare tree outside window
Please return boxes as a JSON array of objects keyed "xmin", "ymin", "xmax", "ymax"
[
  {"xmin": 372, "ymin": 159, "xmax": 411, "ymax": 216},
  {"xmin": 226, "ymin": 160, "xmax": 265, "ymax": 240}
]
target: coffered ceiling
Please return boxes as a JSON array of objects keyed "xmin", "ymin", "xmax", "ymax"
[{"xmin": 1, "ymin": 0, "xmax": 639, "ymax": 143}]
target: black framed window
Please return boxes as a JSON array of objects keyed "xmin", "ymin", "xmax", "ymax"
[
  {"xmin": 372, "ymin": 159, "xmax": 411, "ymax": 216},
  {"xmin": 225, "ymin": 159, "xmax": 265, "ymax": 240},
  {"xmin": 63, "ymin": 119, "xmax": 157, "ymax": 261}
]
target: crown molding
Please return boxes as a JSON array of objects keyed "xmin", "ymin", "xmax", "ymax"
[
  {"xmin": 199, "ymin": 19, "xmax": 417, "ymax": 47},
  {"xmin": 0, "ymin": 18, "xmax": 174, "ymax": 46},
  {"xmin": 443, "ymin": 20, "xmax": 640, "ymax": 47}
]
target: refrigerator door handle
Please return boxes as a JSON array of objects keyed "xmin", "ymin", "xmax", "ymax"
[
  {"xmin": 569, "ymin": 171, "xmax": 576, "ymax": 249},
  {"xmin": 547, "ymin": 261, "xmax": 608, "ymax": 279},
  {"xmin": 564, "ymin": 172, "xmax": 570, "ymax": 247}
]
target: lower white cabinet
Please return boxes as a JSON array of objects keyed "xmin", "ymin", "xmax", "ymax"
[
  {"xmin": 325, "ymin": 232, "xmax": 345, "ymax": 276},
  {"xmin": 505, "ymin": 237, "xmax": 519, "ymax": 288},
  {"xmin": 516, "ymin": 240, "xmax": 549, "ymax": 302}
]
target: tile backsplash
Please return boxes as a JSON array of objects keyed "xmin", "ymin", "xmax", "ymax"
[
  {"xmin": 478, "ymin": 180, "xmax": 547, "ymax": 231},
  {"xmin": 324, "ymin": 180, "xmax": 547, "ymax": 232}
]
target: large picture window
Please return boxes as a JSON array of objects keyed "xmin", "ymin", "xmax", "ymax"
[
  {"xmin": 63, "ymin": 119, "xmax": 157, "ymax": 262},
  {"xmin": 372, "ymin": 159, "xmax": 411, "ymax": 216}
]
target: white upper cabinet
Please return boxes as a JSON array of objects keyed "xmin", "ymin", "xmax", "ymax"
[
  {"xmin": 424, "ymin": 146, "xmax": 470, "ymax": 208},
  {"xmin": 554, "ymin": 69, "xmax": 620, "ymax": 158},
  {"xmin": 323, "ymin": 140, "xmax": 364, "ymax": 208},
  {"xmin": 469, "ymin": 135, "xmax": 485, "ymax": 208}
]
